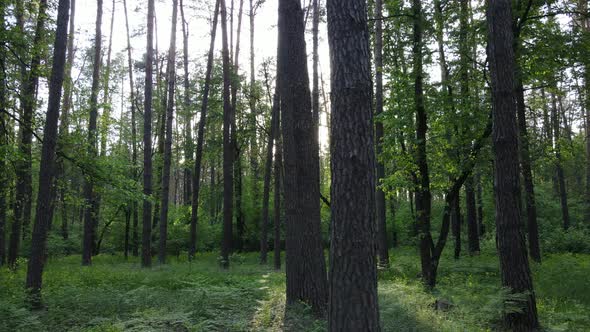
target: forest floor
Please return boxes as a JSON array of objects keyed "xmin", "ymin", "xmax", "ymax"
[{"xmin": 1, "ymin": 246, "xmax": 589, "ymax": 332}]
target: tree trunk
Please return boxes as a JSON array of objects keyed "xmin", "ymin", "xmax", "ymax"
[
  {"xmin": 374, "ymin": 0, "xmax": 389, "ymax": 268},
  {"xmin": 25, "ymin": 0, "xmax": 70, "ymax": 307},
  {"xmin": 451, "ymin": 196, "xmax": 461, "ymax": 259},
  {"xmin": 260, "ymin": 84, "xmax": 280, "ymax": 263},
  {"xmin": 278, "ymin": 0, "xmax": 327, "ymax": 314},
  {"xmin": 158, "ymin": 0, "xmax": 178, "ymax": 265},
  {"xmin": 248, "ymin": 0, "xmax": 260, "ymax": 217},
  {"xmin": 465, "ymin": 175, "xmax": 480, "ymax": 254},
  {"xmin": 180, "ymin": 0, "xmax": 193, "ymax": 205},
  {"xmin": 0, "ymin": 0, "xmax": 7, "ymax": 267},
  {"xmin": 551, "ymin": 92, "xmax": 570, "ymax": 230},
  {"xmin": 327, "ymin": 0, "xmax": 380, "ymax": 329},
  {"xmin": 312, "ymin": 0, "xmax": 320, "ymax": 136},
  {"xmin": 123, "ymin": 0, "xmax": 139, "ymax": 257},
  {"xmin": 273, "ymin": 97, "xmax": 282, "ymax": 271},
  {"xmin": 220, "ymin": 0, "xmax": 233, "ymax": 268},
  {"xmin": 486, "ymin": 1, "xmax": 539, "ymax": 329},
  {"xmin": 142, "ymin": 0, "xmax": 155, "ymax": 268},
  {"xmin": 190, "ymin": 0, "xmax": 220, "ymax": 260},
  {"xmin": 475, "ymin": 170, "xmax": 485, "ymax": 236},
  {"xmin": 9, "ymin": 0, "xmax": 48, "ymax": 269},
  {"xmin": 82, "ymin": 0, "xmax": 103, "ymax": 266}
]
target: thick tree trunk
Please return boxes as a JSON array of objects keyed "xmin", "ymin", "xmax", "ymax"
[
  {"xmin": 486, "ymin": 1, "xmax": 539, "ymax": 329},
  {"xmin": 9, "ymin": 0, "xmax": 48, "ymax": 269},
  {"xmin": 327, "ymin": 0, "xmax": 380, "ymax": 329},
  {"xmin": 158, "ymin": 0, "xmax": 178, "ymax": 265},
  {"xmin": 278, "ymin": 0, "xmax": 328, "ymax": 314},
  {"xmin": 25, "ymin": 0, "xmax": 70, "ymax": 307},
  {"xmin": 190, "ymin": 0, "xmax": 220, "ymax": 260},
  {"xmin": 374, "ymin": 0, "xmax": 389, "ymax": 268},
  {"xmin": 123, "ymin": 0, "xmax": 139, "ymax": 257},
  {"xmin": 82, "ymin": 0, "xmax": 103, "ymax": 266},
  {"xmin": 220, "ymin": 0, "xmax": 233, "ymax": 268},
  {"xmin": 142, "ymin": 0, "xmax": 155, "ymax": 268}
]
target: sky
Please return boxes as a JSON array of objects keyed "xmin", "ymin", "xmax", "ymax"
[{"xmin": 71, "ymin": 0, "xmax": 332, "ymax": 149}]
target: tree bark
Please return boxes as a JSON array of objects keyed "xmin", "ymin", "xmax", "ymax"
[
  {"xmin": 486, "ymin": 1, "xmax": 539, "ymax": 329},
  {"xmin": 278, "ymin": 0, "xmax": 328, "ymax": 314},
  {"xmin": 180, "ymin": 0, "xmax": 193, "ymax": 205},
  {"xmin": 451, "ymin": 196, "xmax": 461, "ymax": 259},
  {"xmin": 25, "ymin": 0, "xmax": 70, "ymax": 307},
  {"xmin": 220, "ymin": 0, "xmax": 233, "ymax": 268},
  {"xmin": 273, "ymin": 98, "xmax": 282, "ymax": 271},
  {"xmin": 158, "ymin": 0, "xmax": 178, "ymax": 265},
  {"xmin": 465, "ymin": 175, "xmax": 480, "ymax": 254},
  {"xmin": 374, "ymin": 0, "xmax": 389, "ymax": 268},
  {"xmin": 142, "ymin": 0, "xmax": 155, "ymax": 268},
  {"xmin": 0, "ymin": 0, "xmax": 7, "ymax": 267},
  {"xmin": 82, "ymin": 0, "xmax": 103, "ymax": 266},
  {"xmin": 327, "ymin": 0, "xmax": 380, "ymax": 329},
  {"xmin": 190, "ymin": 0, "xmax": 220, "ymax": 260},
  {"xmin": 551, "ymin": 92, "xmax": 570, "ymax": 230}
]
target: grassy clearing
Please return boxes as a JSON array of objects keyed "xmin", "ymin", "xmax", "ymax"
[{"xmin": 1, "ymin": 247, "xmax": 588, "ymax": 331}]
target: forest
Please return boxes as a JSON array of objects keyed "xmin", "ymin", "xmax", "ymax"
[{"xmin": 0, "ymin": 0, "xmax": 589, "ymax": 330}]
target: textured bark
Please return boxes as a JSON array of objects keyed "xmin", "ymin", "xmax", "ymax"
[
  {"xmin": 220, "ymin": 0, "xmax": 233, "ymax": 268},
  {"xmin": 487, "ymin": 1, "xmax": 539, "ymax": 329},
  {"xmin": 551, "ymin": 93, "xmax": 570, "ymax": 230},
  {"xmin": 0, "ymin": 1, "xmax": 7, "ymax": 267},
  {"xmin": 260, "ymin": 90, "xmax": 279, "ymax": 263},
  {"xmin": 327, "ymin": 0, "xmax": 380, "ymax": 329},
  {"xmin": 312, "ymin": 0, "xmax": 320, "ymax": 135},
  {"xmin": 123, "ymin": 0, "xmax": 139, "ymax": 257},
  {"xmin": 374, "ymin": 0, "xmax": 389, "ymax": 268},
  {"xmin": 9, "ymin": 0, "xmax": 48, "ymax": 268},
  {"xmin": 142, "ymin": 0, "xmax": 155, "ymax": 268},
  {"xmin": 82, "ymin": 0, "xmax": 103, "ymax": 266},
  {"xmin": 190, "ymin": 0, "xmax": 220, "ymax": 260},
  {"xmin": 278, "ymin": 0, "xmax": 327, "ymax": 314},
  {"xmin": 248, "ymin": 0, "xmax": 260, "ymax": 215},
  {"xmin": 273, "ymin": 104, "xmax": 282, "ymax": 271},
  {"xmin": 465, "ymin": 175, "xmax": 480, "ymax": 254},
  {"xmin": 100, "ymin": 0, "xmax": 115, "ymax": 157},
  {"xmin": 158, "ymin": 0, "xmax": 178, "ymax": 265},
  {"xmin": 25, "ymin": 0, "xmax": 70, "ymax": 307},
  {"xmin": 475, "ymin": 170, "xmax": 485, "ymax": 236}
]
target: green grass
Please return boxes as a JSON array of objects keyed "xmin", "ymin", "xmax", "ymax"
[{"xmin": 1, "ymin": 247, "xmax": 589, "ymax": 331}]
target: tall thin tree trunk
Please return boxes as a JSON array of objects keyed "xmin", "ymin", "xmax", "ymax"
[
  {"xmin": 465, "ymin": 175, "xmax": 480, "ymax": 254},
  {"xmin": 82, "ymin": 0, "xmax": 103, "ymax": 266},
  {"xmin": 273, "ymin": 94, "xmax": 282, "ymax": 271},
  {"xmin": 158, "ymin": 0, "xmax": 178, "ymax": 265},
  {"xmin": 452, "ymin": 196, "xmax": 461, "ymax": 259},
  {"xmin": 142, "ymin": 0, "xmax": 155, "ymax": 268},
  {"xmin": 9, "ymin": 0, "xmax": 48, "ymax": 269},
  {"xmin": 0, "ymin": 0, "xmax": 7, "ymax": 267},
  {"xmin": 25, "ymin": 0, "xmax": 70, "ymax": 307},
  {"xmin": 189, "ymin": 0, "xmax": 220, "ymax": 259},
  {"xmin": 248, "ymin": 0, "xmax": 260, "ymax": 216},
  {"xmin": 327, "ymin": 0, "xmax": 380, "ymax": 328},
  {"xmin": 123, "ymin": 0, "xmax": 139, "ymax": 257},
  {"xmin": 475, "ymin": 170, "xmax": 485, "ymax": 236},
  {"xmin": 374, "ymin": 0, "xmax": 389, "ymax": 268},
  {"xmin": 486, "ymin": 1, "xmax": 539, "ymax": 328},
  {"xmin": 220, "ymin": 0, "xmax": 234, "ymax": 268},
  {"xmin": 278, "ymin": 0, "xmax": 327, "ymax": 314},
  {"xmin": 551, "ymin": 92, "xmax": 570, "ymax": 230},
  {"xmin": 180, "ymin": 0, "xmax": 192, "ymax": 205}
]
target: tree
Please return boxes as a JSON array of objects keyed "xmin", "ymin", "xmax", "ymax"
[
  {"xmin": 486, "ymin": 0, "xmax": 539, "ymax": 329},
  {"xmin": 0, "ymin": 0, "xmax": 7, "ymax": 268},
  {"xmin": 374, "ymin": 0, "xmax": 389, "ymax": 268},
  {"xmin": 278, "ymin": 0, "xmax": 327, "ymax": 314},
  {"xmin": 9, "ymin": 0, "xmax": 48, "ymax": 269},
  {"xmin": 273, "ymin": 91, "xmax": 282, "ymax": 271},
  {"xmin": 180, "ymin": 0, "xmax": 193, "ymax": 205},
  {"xmin": 25, "ymin": 0, "xmax": 70, "ymax": 307},
  {"xmin": 190, "ymin": 0, "xmax": 220, "ymax": 260},
  {"xmin": 122, "ymin": 0, "xmax": 139, "ymax": 257},
  {"xmin": 220, "ymin": 0, "xmax": 233, "ymax": 269},
  {"xmin": 82, "ymin": 0, "xmax": 103, "ymax": 266},
  {"xmin": 326, "ymin": 0, "xmax": 380, "ymax": 329},
  {"xmin": 142, "ymin": 0, "xmax": 156, "ymax": 268},
  {"xmin": 158, "ymin": 0, "xmax": 178, "ymax": 265}
]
